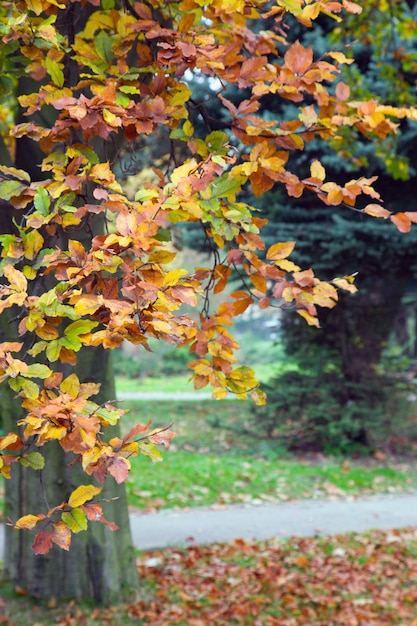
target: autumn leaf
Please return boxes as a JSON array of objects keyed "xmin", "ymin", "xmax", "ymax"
[
  {"xmin": 108, "ymin": 456, "xmax": 131, "ymax": 483},
  {"xmin": 15, "ymin": 514, "xmax": 43, "ymax": 530},
  {"xmin": 67, "ymin": 484, "xmax": 102, "ymax": 508},
  {"xmin": 266, "ymin": 241, "xmax": 296, "ymax": 261},
  {"xmin": 363, "ymin": 204, "xmax": 391, "ymax": 219},
  {"xmin": 391, "ymin": 212, "xmax": 411, "ymax": 233},
  {"xmin": 50, "ymin": 521, "xmax": 71, "ymax": 551},
  {"xmin": 61, "ymin": 508, "xmax": 88, "ymax": 533},
  {"xmin": 32, "ymin": 531, "xmax": 53, "ymax": 555}
]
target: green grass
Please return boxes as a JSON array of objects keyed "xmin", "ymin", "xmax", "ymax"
[
  {"xmin": 116, "ymin": 374, "xmax": 203, "ymax": 394},
  {"xmin": 119, "ymin": 399, "xmax": 417, "ymax": 511},
  {"xmin": 115, "ymin": 363, "xmax": 275, "ymax": 394}
]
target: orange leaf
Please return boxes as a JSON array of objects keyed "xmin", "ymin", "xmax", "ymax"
[
  {"xmin": 335, "ymin": 82, "xmax": 350, "ymax": 101},
  {"xmin": 363, "ymin": 204, "xmax": 391, "ymax": 219},
  {"xmin": 258, "ymin": 297, "xmax": 270, "ymax": 309},
  {"xmin": 404, "ymin": 211, "xmax": 417, "ymax": 224},
  {"xmin": 284, "ymin": 41, "xmax": 313, "ymax": 76},
  {"xmin": 50, "ymin": 521, "xmax": 71, "ymax": 551},
  {"xmin": 391, "ymin": 212, "xmax": 411, "ymax": 233},
  {"xmin": 81, "ymin": 502, "xmax": 103, "ymax": 522},
  {"xmin": 293, "ymin": 269, "xmax": 315, "ymax": 287},
  {"xmin": 250, "ymin": 273, "xmax": 267, "ymax": 294}
]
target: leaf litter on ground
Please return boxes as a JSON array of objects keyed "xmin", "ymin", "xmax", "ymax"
[{"xmin": 3, "ymin": 527, "xmax": 416, "ymax": 625}]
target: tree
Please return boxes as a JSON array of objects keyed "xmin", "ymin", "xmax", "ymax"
[
  {"xmin": 245, "ymin": 2, "xmax": 417, "ymax": 451},
  {"xmin": 0, "ymin": 0, "xmax": 416, "ymax": 601}
]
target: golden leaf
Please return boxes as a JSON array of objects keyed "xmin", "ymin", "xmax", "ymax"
[{"xmin": 68, "ymin": 484, "xmax": 102, "ymax": 508}]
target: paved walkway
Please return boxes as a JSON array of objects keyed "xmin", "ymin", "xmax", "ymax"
[
  {"xmin": 0, "ymin": 493, "xmax": 415, "ymax": 556},
  {"xmin": 129, "ymin": 492, "xmax": 417, "ymax": 550},
  {"xmin": 117, "ymin": 391, "xmax": 213, "ymax": 401}
]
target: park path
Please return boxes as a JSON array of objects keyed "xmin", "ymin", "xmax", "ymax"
[
  {"xmin": 0, "ymin": 492, "xmax": 415, "ymax": 559},
  {"xmin": 117, "ymin": 391, "xmax": 212, "ymax": 401},
  {"xmin": 129, "ymin": 492, "xmax": 417, "ymax": 551}
]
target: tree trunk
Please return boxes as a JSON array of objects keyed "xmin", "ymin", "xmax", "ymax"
[{"xmin": 1, "ymin": 345, "xmax": 139, "ymax": 603}]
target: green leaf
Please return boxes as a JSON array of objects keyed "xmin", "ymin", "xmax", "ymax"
[
  {"xmin": 96, "ymin": 406, "xmax": 122, "ymax": 426},
  {"xmin": 10, "ymin": 377, "xmax": 40, "ymax": 399},
  {"xmin": 34, "ymin": 187, "xmax": 50, "ymax": 216},
  {"xmin": 115, "ymin": 91, "xmax": 131, "ymax": 107},
  {"xmin": 46, "ymin": 339, "xmax": 62, "ymax": 362},
  {"xmin": 24, "ymin": 364, "xmax": 52, "ymax": 379},
  {"xmin": 138, "ymin": 441, "xmax": 163, "ymax": 463},
  {"xmin": 0, "ymin": 180, "xmax": 26, "ymax": 200},
  {"xmin": 206, "ymin": 131, "xmax": 228, "ymax": 151},
  {"xmin": 62, "ymin": 508, "xmax": 88, "ymax": 533},
  {"xmin": 45, "ymin": 57, "xmax": 64, "ymax": 88},
  {"xmin": 201, "ymin": 175, "xmax": 245, "ymax": 201},
  {"xmin": 65, "ymin": 320, "xmax": 99, "ymax": 338},
  {"xmin": 95, "ymin": 30, "xmax": 113, "ymax": 62},
  {"xmin": 155, "ymin": 227, "xmax": 172, "ymax": 242},
  {"xmin": 20, "ymin": 452, "xmax": 45, "ymax": 470}
]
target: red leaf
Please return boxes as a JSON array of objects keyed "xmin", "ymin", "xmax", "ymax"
[
  {"xmin": 108, "ymin": 456, "xmax": 130, "ymax": 484},
  {"xmin": 32, "ymin": 531, "xmax": 53, "ymax": 555},
  {"xmin": 123, "ymin": 421, "xmax": 151, "ymax": 445}
]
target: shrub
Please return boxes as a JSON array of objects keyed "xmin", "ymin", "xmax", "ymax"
[{"xmin": 248, "ymin": 371, "xmax": 417, "ymax": 455}]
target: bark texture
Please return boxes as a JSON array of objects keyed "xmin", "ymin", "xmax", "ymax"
[{"xmin": 1, "ymin": 346, "xmax": 139, "ymax": 603}]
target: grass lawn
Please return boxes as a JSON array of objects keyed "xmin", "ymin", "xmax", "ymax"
[
  {"xmin": 115, "ymin": 363, "xmax": 275, "ymax": 394},
  {"xmin": 3, "ymin": 527, "xmax": 417, "ymax": 624},
  {"xmin": 120, "ymin": 398, "xmax": 417, "ymax": 511}
]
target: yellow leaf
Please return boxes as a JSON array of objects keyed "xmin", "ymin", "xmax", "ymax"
[
  {"xmin": 4, "ymin": 265, "xmax": 27, "ymax": 293},
  {"xmin": 310, "ymin": 160, "xmax": 326, "ymax": 181},
  {"xmin": 212, "ymin": 387, "xmax": 228, "ymax": 400},
  {"xmin": 297, "ymin": 309, "xmax": 320, "ymax": 327},
  {"xmin": 276, "ymin": 259, "xmax": 301, "ymax": 272},
  {"xmin": 103, "ymin": 109, "xmax": 122, "ymax": 127},
  {"xmin": 60, "ymin": 373, "xmax": 81, "ymax": 398},
  {"xmin": 266, "ymin": 241, "xmax": 295, "ymax": 261},
  {"xmin": 163, "ymin": 268, "xmax": 188, "ymax": 287},
  {"xmin": 0, "ymin": 432, "xmax": 19, "ymax": 450},
  {"xmin": 15, "ymin": 514, "xmax": 42, "ymax": 530},
  {"xmin": 23, "ymin": 230, "xmax": 44, "ymax": 261},
  {"xmin": 68, "ymin": 484, "xmax": 102, "ymax": 508}
]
